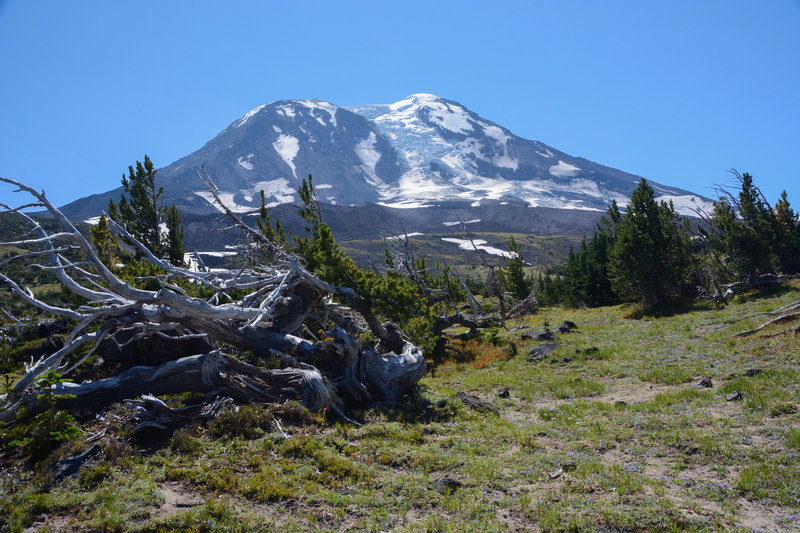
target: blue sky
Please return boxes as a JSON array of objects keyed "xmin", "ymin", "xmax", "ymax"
[{"xmin": 1, "ymin": 0, "xmax": 799, "ymax": 209}]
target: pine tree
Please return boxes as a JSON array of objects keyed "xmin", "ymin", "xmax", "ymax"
[
  {"xmin": 499, "ymin": 236, "xmax": 532, "ymax": 300},
  {"xmin": 707, "ymin": 172, "xmax": 779, "ymax": 281},
  {"xmin": 609, "ymin": 179, "xmax": 691, "ymax": 307},
  {"xmin": 773, "ymin": 190, "xmax": 800, "ymax": 274},
  {"xmin": 107, "ymin": 155, "xmax": 184, "ymax": 262},
  {"xmin": 165, "ymin": 205, "xmax": 185, "ymax": 266},
  {"xmin": 89, "ymin": 214, "xmax": 122, "ymax": 270}
]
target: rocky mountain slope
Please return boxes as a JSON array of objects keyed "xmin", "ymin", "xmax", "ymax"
[{"xmin": 59, "ymin": 94, "xmax": 713, "ymax": 225}]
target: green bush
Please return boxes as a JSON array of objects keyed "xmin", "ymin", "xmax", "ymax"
[{"xmin": 5, "ymin": 370, "xmax": 82, "ymax": 462}]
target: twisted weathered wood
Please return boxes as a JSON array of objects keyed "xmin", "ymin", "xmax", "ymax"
[{"xmin": 0, "ymin": 176, "xmax": 426, "ymax": 423}]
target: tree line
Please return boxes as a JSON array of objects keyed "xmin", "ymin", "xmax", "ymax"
[
  {"xmin": 530, "ymin": 173, "xmax": 800, "ymax": 309},
  {"xmin": 91, "ymin": 156, "xmax": 799, "ymax": 318}
]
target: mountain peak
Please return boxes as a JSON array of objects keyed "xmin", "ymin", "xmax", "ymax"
[{"xmin": 60, "ymin": 94, "xmax": 714, "ymax": 222}]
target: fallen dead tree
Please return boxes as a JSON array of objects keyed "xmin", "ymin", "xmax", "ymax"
[{"xmin": 0, "ymin": 176, "xmax": 426, "ymax": 425}]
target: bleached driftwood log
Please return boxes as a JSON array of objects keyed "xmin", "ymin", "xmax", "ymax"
[{"xmin": 0, "ymin": 176, "xmax": 426, "ymax": 423}]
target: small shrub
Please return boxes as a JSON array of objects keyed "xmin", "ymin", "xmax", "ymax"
[
  {"xmin": 207, "ymin": 405, "xmax": 270, "ymax": 439},
  {"xmin": 79, "ymin": 463, "xmax": 112, "ymax": 490},
  {"xmin": 5, "ymin": 370, "xmax": 82, "ymax": 462},
  {"xmin": 169, "ymin": 428, "xmax": 203, "ymax": 454}
]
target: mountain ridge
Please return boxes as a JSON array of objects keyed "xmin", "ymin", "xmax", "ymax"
[{"xmin": 58, "ymin": 93, "xmax": 713, "ymax": 224}]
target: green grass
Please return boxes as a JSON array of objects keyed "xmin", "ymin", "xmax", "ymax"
[{"xmin": 2, "ymin": 282, "xmax": 800, "ymax": 531}]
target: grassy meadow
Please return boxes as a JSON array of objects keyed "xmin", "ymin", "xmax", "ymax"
[{"xmin": 1, "ymin": 282, "xmax": 800, "ymax": 532}]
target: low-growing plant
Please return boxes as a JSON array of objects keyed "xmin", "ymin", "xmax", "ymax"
[
  {"xmin": 79, "ymin": 463, "xmax": 113, "ymax": 490},
  {"xmin": 207, "ymin": 405, "xmax": 271, "ymax": 439},
  {"xmin": 4, "ymin": 370, "xmax": 82, "ymax": 462}
]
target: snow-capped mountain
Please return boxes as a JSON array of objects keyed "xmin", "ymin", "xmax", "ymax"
[
  {"xmin": 59, "ymin": 93, "xmax": 713, "ymax": 221},
  {"xmin": 350, "ymin": 94, "xmax": 711, "ymax": 213}
]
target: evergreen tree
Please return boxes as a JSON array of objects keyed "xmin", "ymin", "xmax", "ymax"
[
  {"xmin": 773, "ymin": 190, "xmax": 800, "ymax": 274},
  {"xmin": 498, "ymin": 236, "xmax": 532, "ymax": 300},
  {"xmin": 707, "ymin": 172, "xmax": 779, "ymax": 280},
  {"xmin": 107, "ymin": 155, "xmax": 184, "ymax": 262},
  {"xmin": 89, "ymin": 214, "xmax": 122, "ymax": 270},
  {"xmin": 165, "ymin": 205, "xmax": 185, "ymax": 266},
  {"xmin": 609, "ymin": 179, "xmax": 691, "ymax": 307}
]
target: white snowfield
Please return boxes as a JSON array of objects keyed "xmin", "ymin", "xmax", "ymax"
[
  {"xmin": 441, "ymin": 238, "xmax": 516, "ymax": 258},
  {"xmin": 273, "ymin": 134, "xmax": 300, "ymax": 180},
  {"xmin": 237, "ymin": 153, "xmax": 255, "ymax": 171},
  {"xmin": 194, "ymin": 178, "xmax": 295, "ymax": 213},
  {"xmin": 354, "ymin": 132, "xmax": 387, "ymax": 189}
]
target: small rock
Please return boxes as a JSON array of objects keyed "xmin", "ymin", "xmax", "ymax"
[
  {"xmin": 527, "ymin": 342, "xmax": 560, "ymax": 362},
  {"xmin": 432, "ymin": 477, "xmax": 462, "ymax": 494},
  {"xmin": 744, "ymin": 368, "xmax": 762, "ymax": 378},
  {"xmin": 614, "ymin": 400, "xmax": 628, "ymax": 408},
  {"xmin": 576, "ymin": 347, "xmax": 600, "ymax": 356},
  {"xmin": 699, "ymin": 377, "xmax": 713, "ymax": 388},
  {"xmin": 522, "ymin": 330, "xmax": 556, "ymax": 341},
  {"xmin": 726, "ymin": 391, "xmax": 743, "ymax": 401},
  {"xmin": 561, "ymin": 357, "xmax": 572, "ymax": 364},
  {"xmin": 498, "ymin": 388, "xmax": 510, "ymax": 399},
  {"xmin": 556, "ymin": 321, "xmax": 578, "ymax": 333},
  {"xmin": 548, "ymin": 468, "xmax": 563, "ymax": 480},
  {"xmin": 562, "ymin": 462, "xmax": 577, "ymax": 472},
  {"xmin": 53, "ymin": 444, "xmax": 101, "ymax": 481},
  {"xmin": 456, "ymin": 392, "xmax": 499, "ymax": 415}
]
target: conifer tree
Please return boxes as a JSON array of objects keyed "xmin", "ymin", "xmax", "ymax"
[
  {"xmin": 107, "ymin": 155, "xmax": 184, "ymax": 264},
  {"xmin": 89, "ymin": 214, "xmax": 122, "ymax": 270},
  {"xmin": 499, "ymin": 236, "xmax": 532, "ymax": 300},
  {"xmin": 707, "ymin": 172, "xmax": 779, "ymax": 280},
  {"xmin": 773, "ymin": 190, "xmax": 800, "ymax": 274},
  {"xmin": 165, "ymin": 205, "xmax": 185, "ymax": 266},
  {"xmin": 609, "ymin": 179, "xmax": 691, "ymax": 307}
]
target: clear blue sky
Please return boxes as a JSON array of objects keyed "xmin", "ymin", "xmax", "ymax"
[{"xmin": 1, "ymin": 0, "xmax": 798, "ymax": 209}]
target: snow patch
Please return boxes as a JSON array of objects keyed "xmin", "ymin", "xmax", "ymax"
[
  {"xmin": 376, "ymin": 200, "xmax": 433, "ymax": 209},
  {"xmin": 276, "ymin": 104, "xmax": 295, "ymax": 118},
  {"xmin": 299, "ymin": 100, "xmax": 338, "ymax": 128},
  {"xmin": 549, "ymin": 160, "xmax": 581, "ymax": 178},
  {"xmin": 386, "ymin": 232, "xmax": 424, "ymax": 239},
  {"xmin": 655, "ymin": 194, "xmax": 716, "ymax": 216},
  {"xmin": 442, "ymin": 219, "xmax": 480, "ymax": 227},
  {"xmin": 249, "ymin": 179, "xmax": 296, "ymax": 206},
  {"xmin": 237, "ymin": 153, "xmax": 255, "ymax": 171},
  {"xmin": 236, "ymin": 105, "xmax": 267, "ymax": 127},
  {"xmin": 194, "ymin": 178, "xmax": 295, "ymax": 212},
  {"xmin": 483, "ymin": 124, "xmax": 509, "ymax": 144},
  {"xmin": 272, "ymin": 135, "xmax": 300, "ymax": 179},
  {"xmin": 536, "ymin": 148, "xmax": 555, "ymax": 158},
  {"xmin": 354, "ymin": 132, "xmax": 385, "ymax": 187},
  {"xmin": 441, "ymin": 238, "xmax": 516, "ymax": 258}
]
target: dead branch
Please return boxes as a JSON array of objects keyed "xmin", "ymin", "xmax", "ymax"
[
  {"xmin": 0, "ymin": 175, "xmax": 426, "ymax": 425},
  {"xmin": 733, "ymin": 312, "xmax": 800, "ymax": 337}
]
